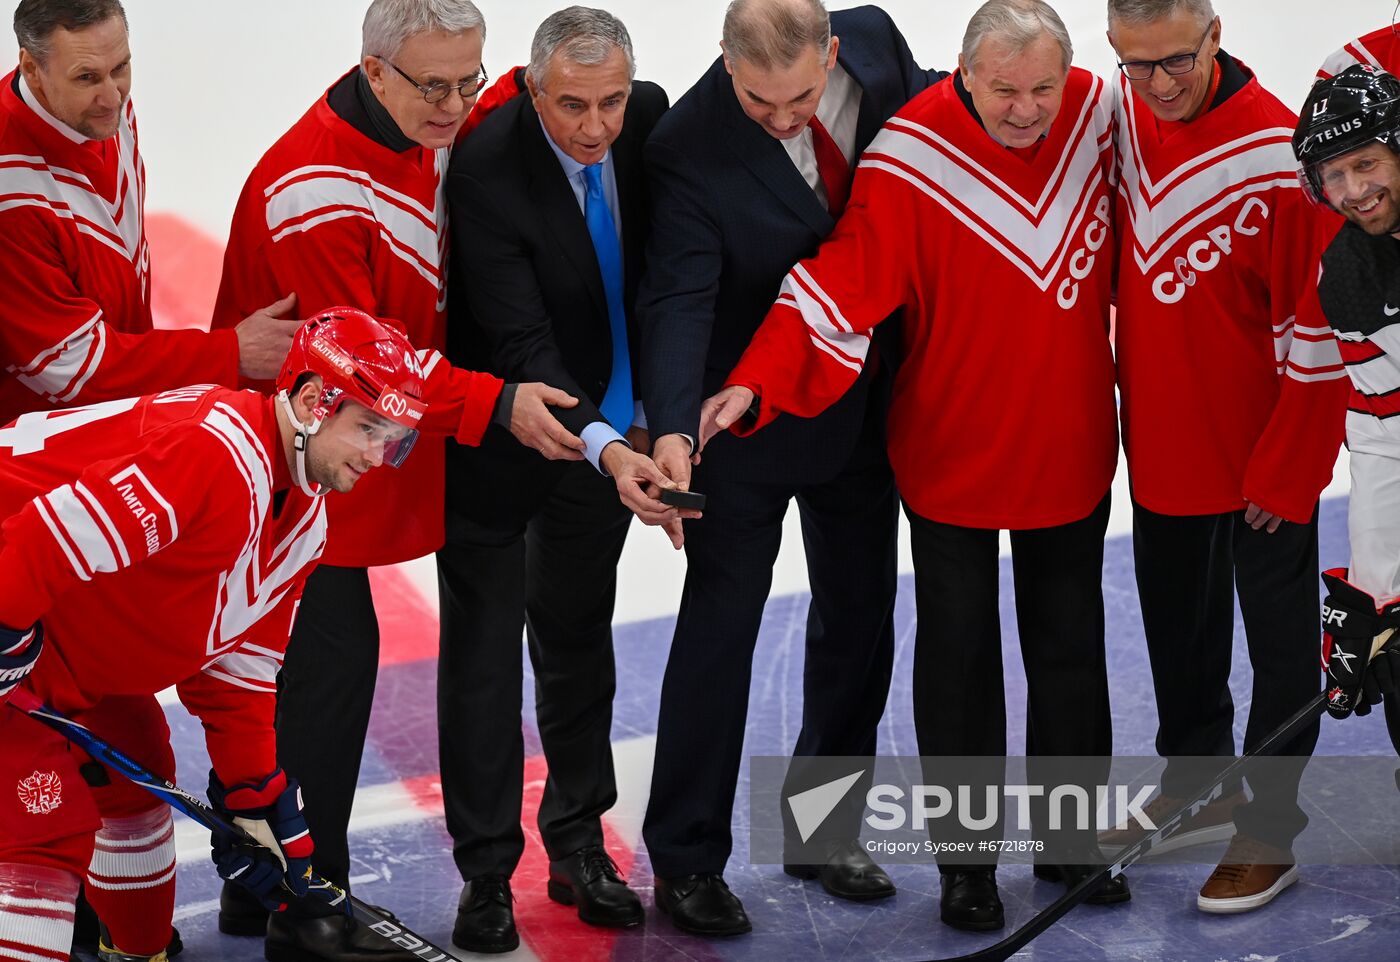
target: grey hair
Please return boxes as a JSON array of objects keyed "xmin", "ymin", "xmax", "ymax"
[
  {"xmin": 14, "ymin": 0, "xmax": 127, "ymax": 65},
  {"xmin": 962, "ymin": 0, "xmax": 1073, "ymax": 76},
  {"xmin": 722, "ymin": 0, "xmax": 831, "ymax": 71},
  {"xmin": 527, "ymin": 6, "xmax": 636, "ymax": 88},
  {"xmin": 361, "ymin": 0, "xmax": 486, "ymax": 61},
  {"xmin": 1106, "ymin": 0, "xmax": 1215, "ymax": 28}
]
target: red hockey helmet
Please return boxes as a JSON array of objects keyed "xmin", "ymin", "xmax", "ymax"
[{"xmin": 277, "ymin": 308, "xmax": 428, "ymax": 489}]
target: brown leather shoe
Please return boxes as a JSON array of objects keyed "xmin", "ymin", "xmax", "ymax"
[
  {"xmin": 1197, "ymin": 835, "xmax": 1299, "ymax": 914},
  {"xmin": 1099, "ymin": 789, "xmax": 1245, "ymax": 855}
]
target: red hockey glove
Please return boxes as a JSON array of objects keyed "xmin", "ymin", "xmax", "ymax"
[
  {"xmin": 1321, "ymin": 569, "xmax": 1400, "ymax": 719},
  {"xmin": 207, "ymin": 768, "xmax": 314, "ymax": 912},
  {"xmin": 0, "ymin": 622, "xmax": 42, "ymax": 702}
]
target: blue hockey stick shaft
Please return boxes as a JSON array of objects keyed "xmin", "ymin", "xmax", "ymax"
[{"xmin": 7, "ymin": 688, "xmax": 459, "ymax": 962}]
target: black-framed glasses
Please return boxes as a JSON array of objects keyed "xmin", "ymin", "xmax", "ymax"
[
  {"xmin": 1116, "ymin": 18, "xmax": 1217, "ymax": 81},
  {"xmin": 380, "ymin": 57, "xmax": 488, "ymax": 103}
]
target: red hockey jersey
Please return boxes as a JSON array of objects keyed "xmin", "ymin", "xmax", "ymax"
[
  {"xmin": 1113, "ymin": 65, "xmax": 1348, "ymax": 523},
  {"xmin": 1317, "ymin": 25, "xmax": 1400, "ymax": 79},
  {"xmin": 0, "ymin": 71, "xmax": 239, "ymax": 428},
  {"xmin": 0, "ymin": 386, "xmax": 323, "ymax": 785},
  {"xmin": 727, "ymin": 69, "xmax": 1119, "ymax": 529},
  {"xmin": 212, "ymin": 75, "xmax": 501, "ymax": 567}
]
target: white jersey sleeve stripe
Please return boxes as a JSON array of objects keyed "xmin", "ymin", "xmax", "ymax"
[
  {"xmin": 34, "ymin": 490, "xmax": 92, "ymax": 581},
  {"xmin": 73, "ymin": 480, "xmax": 131, "ymax": 569},
  {"xmin": 42, "ymin": 483, "xmax": 122, "ymax": 576}
]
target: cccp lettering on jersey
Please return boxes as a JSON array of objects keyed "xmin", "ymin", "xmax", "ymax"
[
  {"xmin": 1151, "ymin": 197, "xmax": 1269, "ymax": 305},
  {"xmin": 1056, "ymin": 195, "xmax": 1112, "ymax": 310}
]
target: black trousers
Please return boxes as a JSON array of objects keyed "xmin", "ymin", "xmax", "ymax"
[
  {"xmin": 642, "ymin": 424, "xmax": 898, "ymax": 878},
  {"xmin": 436, "ymin": 460, "xmax": 631, "ymax": 880},
  {"xmin": 273, "ymin": 564, "xmax": 380, "ymax": 918},
  {"xmin": 1131, "ymin": 501, "xmax": 1321, "ymax": 848},
  {"xmin": 906, "ymin": 495, "xmax": 1113, "ymax": 868}
]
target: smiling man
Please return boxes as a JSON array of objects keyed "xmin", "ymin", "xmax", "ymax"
[
  {"xmin": 0, "ymin": 0, "xmax": 302, "ymax": 431},
  {"xmin": 1104, "ymin": 0, "xmax": 1349, "ymax": 916},
  {"xmin": 1292, "ymin": 63, "xmax": 1400, "ymax": 754},
  {"xmin": 437, "ymin": 6, "xmax": 671, "ymax": 953},
  {"xmin": 635, "ymin": 0, "xmax": 943, "ymax": 938},
  {"xmin": 703, "ymin": 0, "xmax": 1123, "ymax": 931},
  {"xmin": 208, "ymin": 2, "xmax": 595, "ymax": 959}
]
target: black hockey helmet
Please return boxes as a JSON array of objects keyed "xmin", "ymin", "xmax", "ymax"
[{"xmin": 1294, "ymin": 63, "xmax": 1400, "ymax": 207}]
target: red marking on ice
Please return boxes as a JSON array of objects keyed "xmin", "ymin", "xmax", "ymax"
[
  {"xmin": 399, "ymin": 759, "xmax": 639, "ymax": 961},
  {"xmin": 146, "ymin": 212, "xmax": 224, "ymax": 331},
  {"xmin": 368, "ymin": 565, "xmax": 439, "ymax": 666},
  {"xmin": 148, "ymin": 212, "xmax": 646, "ymax": 960}
]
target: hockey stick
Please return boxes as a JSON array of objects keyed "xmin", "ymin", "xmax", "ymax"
[
  {"xmin": 929, "ymin": 690, "xmax": 1330, "ymax": 962},
  {"xmin": 6, "ymin": 689, "xmax": 459, "ymax": 962}
]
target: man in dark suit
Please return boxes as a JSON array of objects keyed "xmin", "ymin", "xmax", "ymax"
[
  {"xmin": 438, "ymin": 6, "xmax": 674, "ymax": 954},
  {"xmin": 639, "ymin": 0, "xmax": 945, "ymax": 937}
]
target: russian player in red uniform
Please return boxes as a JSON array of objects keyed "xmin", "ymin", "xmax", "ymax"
[
  {"xmin": 208, "ymin": 3, "xmax": 586, "ymax": 956},
  {"xmin": 1292, "ymin": 66, "xmax": 1400, "ymax": 746},
  {"xmin": 0, "ymin": 0, "xmax": 301, "ymax": 428},
  {"xmin": 705, "ymin": 0, "xmax": 1124, "ymax": 929},
  {"xmin": 0, "ymin": 310, "xmax": 426, "ymax": 962},
  {"xmin": 1103, "ymin": 0, "xmax": 1349, "ymax": 914}
]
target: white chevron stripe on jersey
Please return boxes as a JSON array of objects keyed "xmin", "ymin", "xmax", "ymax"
[
  {"xmin": 1116, "ymin": 82, "xmax": 1298, "ymax": 272},
  {"xmin": 264, "ymin": 165, "xmax": 445, "ymax": 291},
  {"xmin": 8, "ymin": 311, "xmax": 107, "ymax": 403},
  {"xmin": 206, "ymin": 640, "xmax": 283, "ymax": 692},
  {"xmin": 860, "ymin": 82, "xmax": 1109, "ymax": 291},
  {"xmin": 0, "ymin": 145, "xmax": 143, "ymax": 261},
  {"xmin": 197, "ymin": 402, "xmax": 323, "ymax": 660}
]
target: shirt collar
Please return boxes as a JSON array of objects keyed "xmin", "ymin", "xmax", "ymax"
[
  {"xmin": 537, "ymin": 110, "xmax": 611, "ymax": 179},
  {"xmin": 19, "ymin": 72, "xmax": 100, "ymax": 145}
]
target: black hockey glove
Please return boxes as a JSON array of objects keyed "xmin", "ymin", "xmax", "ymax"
[
  {"xmin": 0, "ymin": 622, "xmax": 42, "ymax": 702},
  {"xmin": 1321, "ymin": 569, "xmax": 1400, "ymax": 719},
  {"xmin": 208, "ymin": 768, "xmax": 314, "ymax": 912}
]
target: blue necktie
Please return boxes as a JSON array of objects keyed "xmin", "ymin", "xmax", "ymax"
[{"xmin": 583, "ymin": 163, "xmax": 633, "ymax": 433}]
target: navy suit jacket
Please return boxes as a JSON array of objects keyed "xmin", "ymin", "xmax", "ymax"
[
  {"xmin": 638, "ymin": 6, "xmax": 944, "ymax": 484},
  {"xmin": 443, "ymin": 80, "xmax": 668, "ymax": 523}
]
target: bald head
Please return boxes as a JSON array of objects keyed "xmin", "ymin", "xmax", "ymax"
[{"xmin": 722, "ymin": 0, "xmax": 830, "ymax": 70}]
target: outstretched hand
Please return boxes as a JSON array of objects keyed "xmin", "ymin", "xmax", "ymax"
[{"xmin": 698, "ymin": 385, "xmax": 755, "ymax": 451}]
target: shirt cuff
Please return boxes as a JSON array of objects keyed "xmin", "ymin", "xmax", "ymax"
[
  {"xmin": 490, "ymin": 383, "xmax": 520, "ymax": 432},
  {"xmin": 633, "ymin": 401, "xmax": 647, "ymax": 430},
  {"xmin": 582, "ymin": 421, "xmax": 630, "ymax": 474}
]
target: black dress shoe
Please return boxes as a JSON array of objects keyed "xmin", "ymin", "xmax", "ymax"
[
  {"xmin": 219, "ymin": 880, "xmax": 270, "ymax": 936},
  {"xmin": 653, "ymin": 874, "xmax": 751, "ymax": 936},
  {"xmin": 939, "ymin": 869, "xmax": 1004, "ymax": 932},
  {"xmin": 265, "ymin": 912, "xmax": 425, "ymax": 962},
  {"xmin": 784, "ymin": 840, "xmax": 896, "ymax": 902},
  {"xmin": 1033, "ymin": 863, "xmax": 1131, "ymax": 905},
  {"xmin": 548, "ymin": 845, "xmax": 644, "ymax": 927},
  {"xmin": 452, "ymin": 877, "xmax": 518, "ymax": 954}
]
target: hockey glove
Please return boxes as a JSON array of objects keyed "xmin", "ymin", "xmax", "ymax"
[
  {"xmin": 207, "ymin": 768, "xmax": 314, "ymax": 912},
  {"xmin": 0, "ymin": 622, "xmax": 42, "ymax": 702},
  {"xmin": 1321, "ymin": 569, "xmax": 1400, "ymax": 719}
]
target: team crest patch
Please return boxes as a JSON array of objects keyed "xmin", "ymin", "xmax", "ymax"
[{"xmin": 17, "ymin": 770, "xmax": 62, "ymax": 814}]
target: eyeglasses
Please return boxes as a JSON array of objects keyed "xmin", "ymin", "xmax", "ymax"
[
  {"xmin": 1116, "ymin": 19, "xmax": 1217, "ymax": 81},
  {"xmin": 380, "ymin": 57, "xmax": 488, "ymax": 104}
]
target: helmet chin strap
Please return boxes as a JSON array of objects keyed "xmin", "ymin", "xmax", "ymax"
[{"xmin": 279, "ymin": 390, "xmax": 330, "ymax": 498}]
